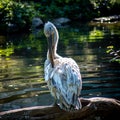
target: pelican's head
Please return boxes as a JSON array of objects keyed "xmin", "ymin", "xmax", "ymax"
[
  {"xmin": 44, "ymin": 21, "xmax": 59, "ymax": 42},
  {"xmin": 44, "ymin": 21, "xmax": 59, "ymax": 67}
]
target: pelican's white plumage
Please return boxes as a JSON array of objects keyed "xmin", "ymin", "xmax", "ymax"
[{"xmin": 44, "ymin": 21, "xmax": 82, "ymax": 111}]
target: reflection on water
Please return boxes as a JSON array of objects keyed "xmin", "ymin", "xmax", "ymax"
[{"xmin": 0, "ymin": 22, "xmax": 120, "ymax": 111}]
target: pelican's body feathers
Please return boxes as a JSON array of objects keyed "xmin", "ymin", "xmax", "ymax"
[{"xmin": 44, "ymin": 21, "xmax": 82, "ymax": 111}]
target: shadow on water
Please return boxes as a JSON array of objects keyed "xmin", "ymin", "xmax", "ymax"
[{"xmin": 0, "ymin": 22, "xmax": 120, "ymax": 111}]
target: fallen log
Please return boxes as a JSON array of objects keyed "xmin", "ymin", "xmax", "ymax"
[{"xmin": 0, "ymin": 97, "xmax": 120, "ymax": 120}]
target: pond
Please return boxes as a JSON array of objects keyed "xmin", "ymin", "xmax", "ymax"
[{"xmin": 0, "ymin": 22, "xmax": 120, "ymax": 112}]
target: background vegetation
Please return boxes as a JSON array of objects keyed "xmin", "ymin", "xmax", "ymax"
[
  {"xmin": 0, "ymin": 0, "xmax": 120, "ymax": 31},
  {"xmin": 0, "ymin": 0, "xmax": 120, "ymax": 63}
]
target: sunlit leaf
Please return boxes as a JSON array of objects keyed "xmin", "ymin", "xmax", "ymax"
[
  {"xmin": 89, "ymin": 29, "xmax": 104, "ymax": 40},
  {"xmin": 107, "ymin": 46, "xmax": 114, "ymax": 49}
]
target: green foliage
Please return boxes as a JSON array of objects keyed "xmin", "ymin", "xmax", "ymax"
[
  {"xmin": 89, "ymin": 29, "xmax": 104, "ymax": 40},
  {"xmin": 11, "ymin": 2, "xmax": 35, "ymax": 29},
  {"xmin": 33, "ymin": 0, "xmax": 120, "ymax": 20},
  {"xmin": 106, "ymin": 46, "xmax": 120, "ymax": 63},
  {"xmin": 0, "ymin": 0, "xmax": 40, "ymax": 30},
  {"xmin": 38, "ymin": 0, "xmax": 95, "ymax": 21},
  {"xmin": 0, "ymin": 0, "xmax": 120, "ymax": 31},
  {"xmin": 91, "ymin": 0, "xmax": 120, "ymax": 17},
  {"xmin": 34, "ymin": 0, "xmax": 120, "ymax": 20},
  {"xmin": 0, "ymin": 43, "xmax": 14, "ymax": 57}
]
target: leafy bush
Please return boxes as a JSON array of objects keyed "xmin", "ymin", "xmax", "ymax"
[
  {"xmin": 34, "ymin": 0, "xmax": 120, "ymax": 21},
  {"xmin": 38, "ymin": 0, "xmax": 95, "ymax": 21},
  {"xmin": 0, "ymin": 0, "xmax": 120, "ymax": 32},
  {"xmin": 0, "ymin": 0, "xmax": 40, "ymax": 30}
]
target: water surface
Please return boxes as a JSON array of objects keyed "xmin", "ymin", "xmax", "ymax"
[{"xmin": 0, "ymin": 22, "xmax": 120, "ymax": 111}]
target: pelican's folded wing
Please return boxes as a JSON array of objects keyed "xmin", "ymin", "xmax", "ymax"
[{"xmin": 51, "ymin": 58, "xmax": 82, "ymax": 109}]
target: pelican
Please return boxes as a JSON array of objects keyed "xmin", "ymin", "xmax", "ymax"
[{"xmin": 44, "ymin": 21, "xmax": 82, "ymax": 111}]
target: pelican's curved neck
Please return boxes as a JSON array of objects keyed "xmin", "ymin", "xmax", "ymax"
[{"xmin": 47, "ymin": 27, "xmax": 59, "ymax": 61}]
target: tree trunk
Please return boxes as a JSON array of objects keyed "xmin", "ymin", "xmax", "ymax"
[{"xmin": 0, "ymin": 97, "xmax": 120, "ymax": 120}]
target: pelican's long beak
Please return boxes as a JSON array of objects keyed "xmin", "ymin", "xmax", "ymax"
[{"xmin": 47, "ymin": 34, "xmax": 54, "ymax": 68}]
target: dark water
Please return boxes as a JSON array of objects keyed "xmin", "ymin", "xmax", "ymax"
[{"xmin": 0, "ymin": 22, "xmax": 120, "ymax": 111}]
